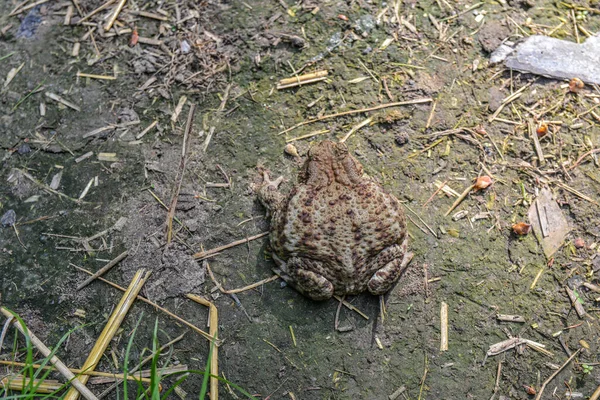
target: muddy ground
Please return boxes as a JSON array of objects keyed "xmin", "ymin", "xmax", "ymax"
[{"xmin": 2, "ymin": 0, "xmax": 600, "ymax": 399}]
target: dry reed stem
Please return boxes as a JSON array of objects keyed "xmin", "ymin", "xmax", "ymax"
[
  {"xmin": 186, "ymin": 294, "xmax": 219, "ymax": 400},
  {"xmin": 0, "ymin": 307, "xmax": 98, "ymax": 400},
  {"xmin": 0, "ymin": 361, "xmax": 151, "ymax": 383},
  {"xmin": 71, "ymin": 264, "xmax": 217, "ymax": 343},
  {"xmin": 63, "ymin": 269, "xmax": 150, "ymax": 400},
  {"xmin": 193, "ymin": 232, "xmax": 269, "ymax": 260}
]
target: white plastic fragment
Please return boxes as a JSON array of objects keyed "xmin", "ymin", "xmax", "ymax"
[{"xmin": 504, "ymin": 34, "xmax": 600, "ymax": 84}]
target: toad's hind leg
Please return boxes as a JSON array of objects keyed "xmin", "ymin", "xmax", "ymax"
[
  {"xmin": 286, "ymin": 257, "xmax": 334, "ymax": 301},
  {"xmin": 367, "ymin": 237, "xmax": 414, "ymax": 296}
]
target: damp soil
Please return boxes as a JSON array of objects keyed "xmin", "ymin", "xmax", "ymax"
[{"xmin": 1, "ymin": 1, "xmax": 600, "ymax": 399}]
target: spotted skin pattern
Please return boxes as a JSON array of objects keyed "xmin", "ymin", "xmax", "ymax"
[{"xmin": 256, "ymin": 141, "xmax": 412, "ymax": 300}]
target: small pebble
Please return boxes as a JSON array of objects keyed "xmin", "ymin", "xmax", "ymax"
[
  {"xmin": 17, "ymin": 143, "xmax": 31, "ymax": 154},
  {"xmin": 395, "ymin": 132, "xmax": 409, "ymax": 146},
  {"xmin": 574, "ymin": 237, "xmax": 586, "ymax": 248},
  {"xmin": 1, "ymin": 209, "xmax": 16, "ymax": 227}
]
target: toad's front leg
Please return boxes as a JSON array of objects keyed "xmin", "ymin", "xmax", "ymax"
[
  {"xmin": 279, "ymin": 256, "xmax": 334, "ymax": 301},
  {"xmin": 367, "ymin": 237, "xmax": 413, "ymax": 296}
]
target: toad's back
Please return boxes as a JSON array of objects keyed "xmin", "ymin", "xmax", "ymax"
[{"xmin": 270, "ymin": 179, "xmax": 406, "ymax": 286}]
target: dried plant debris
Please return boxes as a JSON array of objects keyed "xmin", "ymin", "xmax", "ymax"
[{"xmin": 528, "ymin": 188, "xmax": 570, "ymax": 259}]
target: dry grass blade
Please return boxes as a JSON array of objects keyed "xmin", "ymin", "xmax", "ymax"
[{"xmin": 193, "ymin": 232, "xmax": 269, "ymax": 260}]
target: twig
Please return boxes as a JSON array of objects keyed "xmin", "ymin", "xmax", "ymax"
[
  {"xmin": 534, "ymin": 349, "xmax": 581, "ymax": 400},
  {"xmin": 278, "ymin": 98, "xmax": 433, "ymax": 135},
  {"xmin": 444, "ymin": 184, "xmax": 475, "ymax": 216},
  {"xmin": 332, "ymin": 295, "xmax": 369, "ymax": 320},
  {"xmin": 193, "ymin": 232, "xmax": 269, "ymax": 259},
  {"xmin": 71, "ymin": 264, "xmax": 217, "ymax": 343},
  {"xmin": 76, "ymin": 250, "xmax": 129, "ymax": 290},
  {"xmin": 206, "ymin": 262, "xmax": 279, "ymax": 294},
  {"xmin": 166, "ymin": 103, "xmax": 195, "ymax": 244},
  {"xmin": 568, "ymin": 148, "xmax": 600, "ymax": 171},
  {"xmin": 0, "ymin": 308, "xmax": 98, "ymax": 400}
]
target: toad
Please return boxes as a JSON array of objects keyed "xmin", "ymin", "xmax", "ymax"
[{"xmin": 255, "ymin": 140, "xmax": 412, "ymax": 300}]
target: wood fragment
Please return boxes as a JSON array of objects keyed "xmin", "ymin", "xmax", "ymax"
[
  {"xmin": 129, "ymin": 10, "xmax": 168, "ymax": 21},
  {"xmin": 496, "ymin": 314, "xmax": 525, "ymax": 323},
  {"xmin": 193, "ymin": 232, "xmax": 269, "ymax": 260},
  {"xmin": 528, "ymin": 119, "xmax": 545, "ymax": 166},
  {"xmin": 440, "ymin": 302, "xmax": 448, "ymax": 351},
  {"xmin": 388, "ymin": 386, "xmax": 406, "ymax": 400},
  {"xmin": 0, "ymin": 307, "xmax": 99, "ymax": 400},
  {"xmin": 565, "ymin": 286, "xmax": 586, "ymax": 318},
  {"xmin": 136, "ymin": 36, "xmax": 164, "ymax": 46}
]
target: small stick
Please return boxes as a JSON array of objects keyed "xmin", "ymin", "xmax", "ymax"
[
  {"xmin": 71, "ymin": 265, "xmax": 217, "ymax": 343},
  {"xmin": 104, "ymin": 0, "xmax": 127, "ymax": 31},
  {"xmin": 278, "ymin": 98, "xmax": 433, "ymax": 135},
  {"xmin": 63, "ymin": 269, "xmax": 150, "ymax": 400},
  {"xmin": 76, "ymin": 72, "xmax": 116, "ymax": 80},
  {"xmin": 186, "ymin": 294, "xmax": 219, "ymax": 400},
  {"xmin": 78, "ymin": 0, "xmax": 116, "ymax": 23},
  {"xmin": 333, "ymin": 295, "xmax": 369, "ymax": 320},
  {"xmin": 76, "ymin": 250, "xmax": 129, "ymax": 290},
  {"xmin": 136, "ymin": 120, "xmax": 158, "ymax": 140},
  {"xmin": 166, "ymin": 103, "xmax": 195, "ymax": 244},
  {"xmin": 440, "ymin": 302, "xmax": 448, "ymax": 351},
  {"xmin": 528, "ymin": 120, "xmax": 545, "ymax": 166},
  {"xmin": 423, "ymin": 179, "xmax": 449, "ymax": 207},
  {"xmin": 8, "ymin": 0, "xmax": 49, "ymax": 16},
  {"xmin": 339, "ymin": 117, "xmax": 373, "ymax": 143},
  {"xmin": 193, "ymin": 232, "xmax": 269, "ymax": 259},
  {"xmin": 206, "ymin": 263, "xmax": 278, "ymax": 294},
  {"xmin": 489, "ymin": 361, "xmax": 502, "ymax": 400},
  {"xmin": 534, "ymin": 349, "xmax": 581, "ymax": 400},
  {"xmin": 170, "ymin": 95, "xmax": 188, "ymax": 123},
  {"xmin": 45, "ymin": 92, "xmax": 81, "ymax": 111},
  {"xmin": 444, "ymin": 184, "xmax": 474, "ymax": 216},
  {"xmin": 568, "ymin": 148, "xmax": 600, "ymax": 171},
  {"xmin": 496, "ymin": 314, "xmax": 525, "ymax": 323},
  {"xmin": 0, "ymin": 308, "xmax": 98, "ymax": 400}
]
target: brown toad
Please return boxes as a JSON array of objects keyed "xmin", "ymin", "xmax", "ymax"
[{"xmin": 256, "ymin": 140, "xmax": 412, "ymax": 301}]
